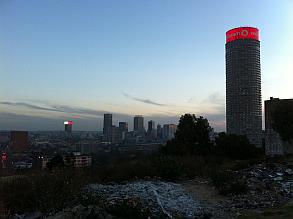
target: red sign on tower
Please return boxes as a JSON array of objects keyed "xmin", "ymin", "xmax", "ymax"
[{"xmin": 226, "ymin": 27, "xmax": 259, "ymax": 43}]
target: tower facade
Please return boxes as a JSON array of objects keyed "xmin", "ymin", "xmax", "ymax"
[
  {"xmin": 134, "ymin": 115, "xmax": 144, "ymax": 134},
  {"xmin": 103, "ymin": 114, "xmax": 113, "ymax": 136},
  {"xmin": 225, "ymin": 27, "xmax": 262, "ymax": 147},
  {"xmin": 64, "ymin": 121, "xmax": 73, "ymax": 133}
]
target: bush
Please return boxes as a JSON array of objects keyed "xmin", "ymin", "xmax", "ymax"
[
  {"xmin": 215, "ymin": 132, "xmax": 263, "ymax": 160},
  {"xmin": 154, "ymin": 156, "xmax": 183, "ymax": 181},
  {"xmin": 210, "ymin": 171, "xmax": 248, "ymax": 195},
  {"xmin": 0, "ymin": 170, "xmax": 88, "ymax": 215}
]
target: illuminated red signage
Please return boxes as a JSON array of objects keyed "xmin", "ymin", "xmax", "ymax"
[
  {"xmin": 226, "ymin": 27, "xmax": 259, "ymax": 43},
  {"xmin": 64, "ymin": 121, "xmax": 73, "ymax": 125}
]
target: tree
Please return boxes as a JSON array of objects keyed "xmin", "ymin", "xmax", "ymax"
[
  {"xmin": 215, "ymin": 132, "xmax": 262, "ymax": 159},
  {"xmin": 162, "ymin": 114, "xmax": 213, "ymax": 155},
  {"xmin": 272, "ymin": 102, "xmax": 293, "ymax": 142}
]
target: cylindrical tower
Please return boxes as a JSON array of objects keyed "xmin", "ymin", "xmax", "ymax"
[{"xmin": 225, "ymin": 27, "xmax": 262, "ymax": 147}]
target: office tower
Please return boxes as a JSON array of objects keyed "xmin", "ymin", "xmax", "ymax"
[
  {"xmin": 134, "ymin": 115, "xmax": 145, "ymax": 134},
  {"xmin": 9, "ymin": 131, "xmax": 29, "ymax": 153},
  {"xmin": 147, "ymin": 120, "xmax": 156, "ymax": 133},
  {"xmin": 119, "ymin": 122, "xmax": 128, "ymax": 141},
  {"xmin": 64, "ymin": 121, "xmax": 73, "ymax": 133},
  {"xmin": 157, "ymin": 124, "xmax": 163, "ymax": 140},
  {"xmin": 107, "ymin": 126, "xmax": 122, "ymax": 144},
  {"xmin": 226, "ymin": 27, "xmax": 262, "ymax": 147},
  {"xmin": 103, "ymin": 113, "xmax": 113, "ymax": 137},
  {"xmin": 162, "ymin": 124, "xmax": 177, "ymax": 141},
  {"xmin": 265, "ymin": 97, "xmax": 293, "ymax": 155},
  {"xmin": 119, "ymin": 122, "xmax": 128, "ymax": 132},
  {"xmin": 147, "ymin": 120, "xmax": 157, "ymax": 141}
]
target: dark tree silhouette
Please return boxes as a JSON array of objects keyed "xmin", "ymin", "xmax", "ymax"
[
  {"xmin": 162, "ymin": 114, "xmax": 213, "ymax": 155},
  {"xmin": 215, "ymin": 132, "xmax": 262, "ymax": 159},
  {"xmin": 272, "ymin": 102, "xmax": 293, "ymax": 142}
]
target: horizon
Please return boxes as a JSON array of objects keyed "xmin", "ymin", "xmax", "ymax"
[{"xmin": 1, "ymin": 0, "xmax": 293, "ymax": 131}]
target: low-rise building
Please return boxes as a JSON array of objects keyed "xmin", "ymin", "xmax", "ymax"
[{"xmin": 265, "ymin": 97, "xmax": 293, "ymax": 155}]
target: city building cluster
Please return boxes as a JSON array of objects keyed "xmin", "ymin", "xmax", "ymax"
[
  {"xmin": 0, "ymin": 26, "xmax": 293, "ymax": 171},
  {"xmin": 102, "ymin": 114, "xmax": 177, "ymax": 144}
]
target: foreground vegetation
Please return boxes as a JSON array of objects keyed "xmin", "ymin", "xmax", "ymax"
[
  {"xmin": 0, "ymin": 114, "xmax": 272, "ymax": 217},
  {"xmin": 239, "ymin": 201, "xmax": 293, "ymax": 219}
]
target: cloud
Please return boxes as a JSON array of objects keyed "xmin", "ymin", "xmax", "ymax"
[
  {"xmin": 122, "ymin": 91, "xmax": 168, "ymax": 106},
  {"xmin": 0, "ymin": 101, "xmax": 104, "ymax": 116},
  {"xmin": 0, "ymin": 101, "xmax": 63, "ymax": 113},
  {"xmin": 0, "ymin": 100, "xmax": 226, "ymax": 131},
  {"xmin": 202, "ymin": 92, "xmax": 225, "ymax": 105}
]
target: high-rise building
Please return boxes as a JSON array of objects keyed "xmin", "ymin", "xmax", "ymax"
[
  {"xmin": 134, "ymin": 115, "xmax": 145, "ymax": 134},
  {"xmin": 107, "ymin": 126, "xmax": 122, "ymax": 144},
  {"xmin": 103, "ymin": 113, "xmax": 113, "ymax": 138},
  {"xmin": 226, "ymin": 27, "xmax": 262, "ymax": 147},
  {"xmin": 64, "ymin": 121, "xmax": 73, "ymax": 133},
  {"xmin": 119, "ymin": 122, "xmax": 128, "ymax": 141},
  {"xmin": 157, "ymin": 124, "xmax": 163, "ymax": 141},
  {"xmin": 147, "ymin": 120, "xmax": 156, "ymax": 133},
  {"xmin": 9, "ymin": 131, "xmax": 29, "ymax": 153},
  {"xmin": 147, "ymin": 120, "xmax": 157, "ymax": 141},
  {"xmin": 119, "ymin": 122, "xmax": 128, "ymax": 132},
  {"xmin": 162, "ymin": 124, "xmax": 177, "ymax": 141},
  {"xmin": 265, "ymin": 97, "xmax": 293, "ymax": 155}
]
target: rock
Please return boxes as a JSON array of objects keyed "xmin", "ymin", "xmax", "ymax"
[{"xmin": 83, "ymin": 181, "xmax": 205, "ymax": 218}]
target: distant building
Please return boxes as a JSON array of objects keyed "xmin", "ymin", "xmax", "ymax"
[
  {"xmin": 9, "ymin": 131, "xmax": 30, "ymax": 153},
  {"xmin": 265, "ymin": 97, "xmax": 293, "ymax": 155},
  {"xmin": 64, "ymin": 121, "xmax": 73, "ymax": 133},
  {"xmin": 103, "ymin": 114, "xmax": 113, "ymax": 140},
  {"xmin": 134, "ymin": 115, "xmax": 145, "ymax": 134},
  {"xmin": 146, "ymin": 120, "xmax": 157, "ymax": 141},
  {"xmin": 108, "ymin": 126, "xmax": 122, "ymax": 144},
  {"xmin": 162, "ymin": 124, "xmax": 177, "ymax": 141},
  {"xmin": 157, "ymin": 124, "xmax": 163, "ymax": 141},
  {"xmin": 119, "ymin": 122, "xmax": 128, "ymax": 132},
  {"xmin": 119, "ymin": 122, "xmax": 128, "ymax": 140},
  {"xmin": 1, "ymin": 152, "xmax": 8, "ymax": 169},
  {"xmin": 226, "ymin": 27, "xmax": 262, "ymax": 147},
  {"xmin": 41, "ymin": 157, "xmax": 52, "ymax": 169},
  {"xmin": 73, "ymin": 154, "xmax": 92, "ymax": 168}
]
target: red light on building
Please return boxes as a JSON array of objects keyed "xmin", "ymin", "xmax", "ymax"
[
  {"xmin": 64, "ymin": 121, "xmax": 73, "ymax": 133},
  {"xmin": 226, "ymin": 27, "xmax": 259, "ymax": 43},
  {"xmin": 64, "ymin": 121, "xmax": 73, "ymax": 125},
  {"xmin": 1, "ymin": 152, "xmax": 7, "ymax": 161}
]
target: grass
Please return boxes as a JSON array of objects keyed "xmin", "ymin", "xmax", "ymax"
[{"xmin": 238, "ymin": 201, "xmax": 293, "ymax": 219}]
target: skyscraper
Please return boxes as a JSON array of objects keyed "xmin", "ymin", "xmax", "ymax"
[
  {"xmin": 119, "ymin": 122, "xmax": 128, "ymax": 141},
  {"xmin": 134, "ymin": 115, "xmax": 144, "ymax": 134},
  {"xmin": 103, "ymin": 113, "xmax": 113, "ymax": 136},
  {"xmin": 225, "ymin": 27, "xmax": 262, "ymax": 147},
  {"xmin": 147, "ymin": 120, "xmax": 157, "ymax": 140},
  {"xmin": 119, "ymin": 122, "xmax": 128, "ymax": 133},
  {"xmin": 162, "ymin": 124, "xmax": 177, "ymax": 141},
  {"xmin": 64, "ymin": 121, "xmax": 73, "ymax": 133},
  {"xmin": 147, "ymin": 120, "xmax": 156, "ymax": 133}
]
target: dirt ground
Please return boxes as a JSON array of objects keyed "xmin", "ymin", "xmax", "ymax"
[{"xmin": 182, "ymin": 177, "xmax": 234, "ymax": 219}]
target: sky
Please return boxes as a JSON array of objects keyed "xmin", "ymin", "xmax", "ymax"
[{"xmin": 0, "ymin": 0, "xmax": 293, "ymax": 131}]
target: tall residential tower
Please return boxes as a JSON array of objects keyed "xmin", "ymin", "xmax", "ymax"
[{"xmin": 225, "ymin": 27, "xmax": 262, "ymax": 147}]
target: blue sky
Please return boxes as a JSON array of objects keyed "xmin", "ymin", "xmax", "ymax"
[{"xmin": 1, "ymin": 0, "xmax": 292, "ymax": 131}]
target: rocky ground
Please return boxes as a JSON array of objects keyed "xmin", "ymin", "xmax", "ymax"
[{"xmin": 11, "ymin": 162, "xmax": 293, "ymax": 219}]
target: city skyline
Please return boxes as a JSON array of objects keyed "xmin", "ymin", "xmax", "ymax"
[{"xmin": 1, "ymin": 0, "xmax": 293, "ymax": 131}]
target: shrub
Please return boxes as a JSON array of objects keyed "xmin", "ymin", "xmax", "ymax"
[{"xmin": 210, "ymin": 171, "xmax": 248, "ymax": 195}]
